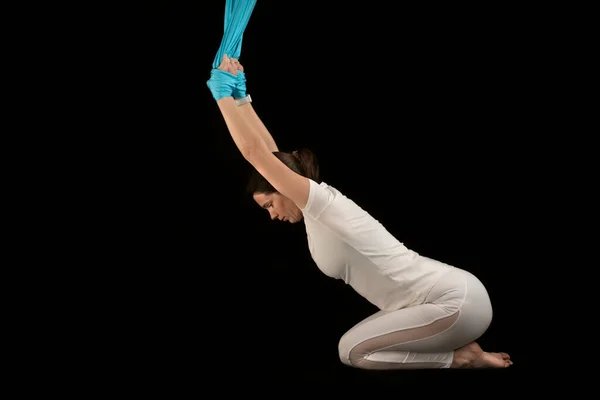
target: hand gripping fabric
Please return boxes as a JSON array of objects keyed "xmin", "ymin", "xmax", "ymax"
[{"xmin": 206, "ymin": 0, "xmax": 257, "ymax": 101}]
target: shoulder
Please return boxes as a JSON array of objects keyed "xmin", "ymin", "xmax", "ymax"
[{"xmin": 301, "ymin": 180, "xmax": 342, "ymax": 219}]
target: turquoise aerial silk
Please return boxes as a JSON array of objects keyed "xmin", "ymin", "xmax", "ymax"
[{"xmin": 207, "ymin": 0, "xmax": 257, "ymax": 101}]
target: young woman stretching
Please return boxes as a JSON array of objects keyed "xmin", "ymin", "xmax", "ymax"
[{"xmin": 207, "ymin": 55, "xmax": 512, "ymax": 369}]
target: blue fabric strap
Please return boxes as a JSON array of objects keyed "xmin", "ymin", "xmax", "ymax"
[
  {"xmin": 207, "ymin": 0, "xmax": 256, "ymax": 101},
  {"xmin": 212, "ymin": 0, "xmax": 257, "ymax": 68}
]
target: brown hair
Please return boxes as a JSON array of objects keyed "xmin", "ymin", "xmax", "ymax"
[{"xmin": 246, "ymin": 148, "xmax": 321, "ymax": 195}]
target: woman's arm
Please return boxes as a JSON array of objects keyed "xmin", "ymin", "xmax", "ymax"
[
  {"xmin": 237, "ymin": 103, "xmax": 278, "ymax": 152},
  {"xmin": 217, "ymin": 96, "xmax": 310, "ymax": 209},
  {"xmin": 212, "ymin": 56, "xmax": 309, "ymax": 209},
  {"xmin": 225, "ymin": 58, "xmax": 278, "ymax": 152}
]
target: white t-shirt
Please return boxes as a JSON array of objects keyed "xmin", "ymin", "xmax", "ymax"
[{"xmin": 301, "ymin": 179, "xmax": 451, "ymax": 311}]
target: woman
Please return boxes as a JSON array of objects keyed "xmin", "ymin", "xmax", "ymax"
[{"xmin": 207, "ymin": 55, "xmax": 512, "ymax": 369}]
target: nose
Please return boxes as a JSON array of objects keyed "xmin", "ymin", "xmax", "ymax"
[{"xmin": 268, "ymin": 210, "xmax": 278, "ymax": 220}]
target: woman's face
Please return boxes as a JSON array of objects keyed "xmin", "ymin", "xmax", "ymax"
[{"xmin": 253, "ymin": 192, "xmax": 303, "ymax": 223}]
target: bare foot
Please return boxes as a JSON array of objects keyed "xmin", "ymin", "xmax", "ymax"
[{"xmin": 450, "ymin": 342, "xmax": 513, "ymax": 368}]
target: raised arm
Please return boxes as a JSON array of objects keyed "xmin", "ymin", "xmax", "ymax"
[
  {"xmin": 208, "ymin": 55, "xmax": 310, "ymax": 209},
  {"xmin": 228, "ymin": 58, "xmax": 278, "ymax": 152},
  {"xmin": 237, "ymin": 102, "xmax": 278, "ymax": 152}
]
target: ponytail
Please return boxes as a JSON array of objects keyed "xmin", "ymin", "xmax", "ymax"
[
  {"xmin": 246, "ymin": 147, "xmax": 321, "ymax": 194},
  {"xmin": 293, "ymin": 148, "xmax": 321, "ymax": 183}
]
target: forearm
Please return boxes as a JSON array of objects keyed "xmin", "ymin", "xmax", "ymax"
[
  {"xmin": 217, "ymin": 96, "xmax": 268, "ymax": 158},
  {"xmin": 237, "ymin": 102, "xmax": 278, "ymax": 152}
]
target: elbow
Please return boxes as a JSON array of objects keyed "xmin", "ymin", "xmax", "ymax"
[
  {"xmin": 242, "ymin": 141, "xmax": 268, "ymax": 162},
  {"xmin": 241, "ymin": 146, "xmax": 256, "ymax": 161}
]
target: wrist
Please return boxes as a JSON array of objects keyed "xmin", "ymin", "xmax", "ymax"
[
  {"xmin": 206, "ymin": 69, "xmax": 237, "ymax": 101},
  {"xmin": 235, "ymin": 94, "xmax": 252, "ymax": 106}
]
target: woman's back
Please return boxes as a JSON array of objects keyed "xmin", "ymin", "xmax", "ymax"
[{"xmin": 302, "ymin": 180, "xmax": 451, "ymax": 311}]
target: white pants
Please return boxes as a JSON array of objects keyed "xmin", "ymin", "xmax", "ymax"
[{"xmin": 338, "ymin": 266, "xmax": 493, "ymax": 369}]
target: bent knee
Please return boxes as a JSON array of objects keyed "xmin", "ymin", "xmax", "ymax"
[
  {"xmin": 338, "ymin": 335, "xmax": 355, "ymax": 367},
  {"xmin": 339, "ymin": 334, "xmax": 374, "ymax": 368}
]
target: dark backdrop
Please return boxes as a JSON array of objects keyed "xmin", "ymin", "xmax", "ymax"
[{"xmin": 100, "ymin": 0, "xmax": 548, "ymax": 386}]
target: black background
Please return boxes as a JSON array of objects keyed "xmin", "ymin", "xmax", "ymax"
[{"xmin": 78, "ymin": 0, "xmax": 559, "ymax": 387}]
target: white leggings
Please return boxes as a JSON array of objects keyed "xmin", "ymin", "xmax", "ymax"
[{"xmin": 338, "ymin": 266, "xmax": 493, "ymax": 369}]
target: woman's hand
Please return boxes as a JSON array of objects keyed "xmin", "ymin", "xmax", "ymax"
[
  {"xmin": 231, "ymin": 58, "xmax": 244, "ymax": 72},
  {"xmin": 217, "ymin": 55, "xmax": 244, "ymax": 76},
  {"xmin": 207, "ymin": 54, "xmax": 246, "ymax": 101}
]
